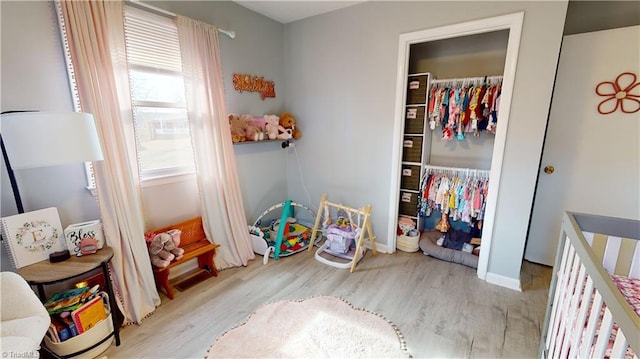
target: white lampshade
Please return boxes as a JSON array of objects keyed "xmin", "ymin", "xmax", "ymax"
[{"xmin": 1, "ymin": 112, "xmax": 103, "ymax": 169}]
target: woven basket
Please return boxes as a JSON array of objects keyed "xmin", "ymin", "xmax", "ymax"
[
  {"xmin": 402, "ymin": 136, "xmax": 423, "ymax": 163},
  {"xmin": 406, "ymin": 74, "xmax": 429, "ymax": 105},
  {"xmin": 404, "ymin": 106, "xmax": 425, "ymax": 134}
]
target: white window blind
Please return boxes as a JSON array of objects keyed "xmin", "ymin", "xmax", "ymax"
[{"xmin": 124, "ymin": 5, "xmax": 195, "ymax": 180}]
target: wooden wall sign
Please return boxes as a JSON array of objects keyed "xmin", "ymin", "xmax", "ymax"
[{"xmin": 232, "ymin": 73, "xmax": 276, "ymax": 100}]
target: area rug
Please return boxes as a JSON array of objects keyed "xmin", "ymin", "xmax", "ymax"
[{"xmin": 206, "ymin": 296, "xmax": 411, "ymax": 358}]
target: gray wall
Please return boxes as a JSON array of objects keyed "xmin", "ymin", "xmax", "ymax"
[
  {"xmin": 0, "ymin": 1, "xmax": 286, "ymax": 271},
  {"xmin": 283, "ymin": 1, "xmax": 568, "ymax": 281},
  {"xmin": 0, "ymin": 1, "xmax": 101, "ymax": 271}
]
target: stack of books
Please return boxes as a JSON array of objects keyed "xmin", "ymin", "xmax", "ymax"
[{"xmin": 45, "ymin": 286, "xmax": 107, "ymax": 343}]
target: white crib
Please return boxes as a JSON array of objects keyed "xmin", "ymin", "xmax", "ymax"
[{"xmin": 540, "ymin": 212, "xmax": 640, "ymax": 359}]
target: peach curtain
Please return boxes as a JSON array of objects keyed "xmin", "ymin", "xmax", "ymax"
[
  {"xmin": 177, "ymin": 16, "xmax": 255, "ymax": 269},
  {"xmin": 57, "ymin": 0, "xmax": 160, "ymax": 325}
]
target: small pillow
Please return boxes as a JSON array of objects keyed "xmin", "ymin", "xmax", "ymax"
[{"xmin": 419, "ymin": 230, "xmax": 479, "ymax": 268}]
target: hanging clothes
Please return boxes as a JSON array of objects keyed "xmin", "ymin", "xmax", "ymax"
[
  {"xmin": 428, "ymin": 76, "xmax": 503, "ymax": 141},
  {"xmin": 418, "ymin": 166, "xmax": 490, "ymax": 228}
]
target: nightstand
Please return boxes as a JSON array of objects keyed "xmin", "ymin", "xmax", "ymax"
[{"xmin": 17, "ymin": 246, "xmax": 120, "ymax": 358}]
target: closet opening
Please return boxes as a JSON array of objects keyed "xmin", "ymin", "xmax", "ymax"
[
  {"xmin": 410, "ymin": 30, "xmax": 508, "ymax": 170},
  {"xmin": 388, "ymin": 13, "xmax": 524, "ymax": 288}
]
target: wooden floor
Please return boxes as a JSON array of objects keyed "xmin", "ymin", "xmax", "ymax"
[{"xmin": 104, "ymin": 250, "xmax": 552, "ymax": 358}]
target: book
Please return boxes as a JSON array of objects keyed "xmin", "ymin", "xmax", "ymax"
[
  {"xmin": 1, "ymin": 207, "xmax": 63, "ymax": 268},
  {"xmin": 47, "ymin": 323, "xmax": 60, "ymax": 343},
  {"xmin": 58, "ymin": 312, "xmax": 79, "ymax": 337},
  {"xmin": 51, "ymin": 316, "xmax": 72, "ymax": 342},
  {"xmin": 71, "ymin": 295, "xmax": 107, "ymax": 334},
  {"xmin": 44, "ymin": 287, "xmax": 90, "ymax": 314}
]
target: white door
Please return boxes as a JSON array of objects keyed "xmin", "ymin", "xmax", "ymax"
[{"xmin": 526, "ymin": 26, "xmax": 640, "ymax": 266}]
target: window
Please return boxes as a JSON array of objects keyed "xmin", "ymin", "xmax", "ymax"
[{"xmin": 123, "ymin": 6, "xmax": 195, "ymax": 180}]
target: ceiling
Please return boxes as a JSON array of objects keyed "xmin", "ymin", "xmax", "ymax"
[
  {"xmin": 234, "ymin": 1, "xmax": 639, "ymax": 32},
  {"xmin": 233, "ymin": 1, "xmax": 364, "ymax": 24}
]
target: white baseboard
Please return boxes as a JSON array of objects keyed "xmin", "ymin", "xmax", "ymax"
[
  {"xmin": 486, "ymin": 272, "xmax": 522, "ymax": 291},
  {"xmin": 366, "ymin": 242, "xmax": 389, "ymax": 253}
]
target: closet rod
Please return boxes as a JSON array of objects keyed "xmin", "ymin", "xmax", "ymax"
[
  {"xmin": 130, "ymin": 0, "xmax": 236, "ymax": 39},
  {"xmin": 423, "ymin": 164, "xmax": 491, "ymax": 177},
  {"xmin": 430, "ymin": 75, "xmax": 503, "ymax": 87}
]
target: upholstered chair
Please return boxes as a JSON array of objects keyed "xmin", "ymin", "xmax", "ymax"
[{"xmin": 0, "ymin": 271, "xmax": 51, "ymax": 355}]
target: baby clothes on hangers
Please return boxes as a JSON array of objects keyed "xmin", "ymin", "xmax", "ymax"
[
  {"xmin": 487, "ymin": 87, "xmax": 501, "ymax": 134},
  {"xmin": 429, "ymin": 77, "xmax": 502, "ymax": 138},
  {"xmin": 419, "ymin": 167, "xmax": 491, "ymax": 226}
]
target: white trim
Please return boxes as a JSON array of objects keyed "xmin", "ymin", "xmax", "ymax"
[
  {"xmin": 140, "ymin": 171, "xmax": 196, "ymax": 188},
  {"xmin": 486, "ymin": 271, "xmax": 522, "ymax": 291},
  {"xmin": 368, "ymin": 242, "xmax": 389, "ymax": 254},
  {"xmin": 387, "ymin": 12, "xmax": 525, "ymax": 280},
  {"xmin": 477, "ymin": 12, "xmax": 524, "ymax": 280}
]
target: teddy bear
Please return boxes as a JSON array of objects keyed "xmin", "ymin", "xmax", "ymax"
[
  {"xmin": 264, "ymin": 114, "xmax": 281, "ymax": 140},
  {"xmin": 244, "ymin": 115, "xmax": 265, "ymax": 141},
  {"xmin": 250, "ymin": 117, "xmax": 266, "ymax": 141},
  {"xmin": 147, "ymin": 230, "xmax": 185, "ymax": 268},
  {"xmin": 279, "ymin": 112, "xmax": 302, "ymax": 140},
  {"xmin": 229, "ymin": 114, "xmax": 248, "ymax": 143}
]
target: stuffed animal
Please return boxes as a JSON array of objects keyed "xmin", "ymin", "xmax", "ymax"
[
  {"xmin": 244, "ymin": 115, "xmax": 264, "ymax": 141},
  {"xmin": 147, "ymin": 231, "xmax": 185, "ymax": 268},
  {"xmin": 280, "ymin": 112, "xmax": 302, "ymax": 140},
  {"xmin": 148, "ymin": 232, "xmax": 175, "ymax": 268},
  {"xmin": 264, "ymin": 114, "xmax": 280, "ymax": 140},
  {"xmin": 249, "ymin": 116, "xmax": 266, "ymax": 141},
  {"xmin": 277, "ymin": 127, "xmax": 292, "ymax": 140},
  {"xmin": 229, "ymin": 114, "xmax": 248, "ymax": 143},
  {"xmin": 165, "ymin": 229, "xmax": 185, "ymax": 260},
  {"xmin": 272, "ymin": 113, "xmax": 291, "ymax": 140}
]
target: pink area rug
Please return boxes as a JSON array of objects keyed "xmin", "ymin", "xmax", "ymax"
[{"xmin": 206, "ymin": 296, "xmax": 411, "ymax": 358}]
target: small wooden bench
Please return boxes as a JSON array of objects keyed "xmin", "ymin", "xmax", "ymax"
[{"xmin": 145, "ymin": 217, "xmax": 220, "ymax": 300}]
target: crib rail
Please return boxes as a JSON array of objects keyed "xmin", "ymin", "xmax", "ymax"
[{"xmin": 540, "ymin": 212, "xmax": 640, "ymax": 359}]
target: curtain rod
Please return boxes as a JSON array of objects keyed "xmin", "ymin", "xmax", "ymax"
[
  {"xmin": 130, "ymin": 0, "xmax": 236, "ymax": 39},
  {"xmin": 431, "ymin": 75, "xmax": 503, "ymax": 86},
  {"xmin": 423, "ymin": 164, "xmax": 491, "ymax": 176}
]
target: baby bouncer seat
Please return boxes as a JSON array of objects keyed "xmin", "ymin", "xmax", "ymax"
[{"xmin": 307, "ymin": 193, "xmax": 377, "ymax": 272}]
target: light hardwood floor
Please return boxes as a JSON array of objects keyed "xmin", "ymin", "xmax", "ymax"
[{"xmin": 104, "ymin": 250, "xmax": 551, "ymax": 358}]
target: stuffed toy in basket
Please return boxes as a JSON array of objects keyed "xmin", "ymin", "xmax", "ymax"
[{"xmin": 326, "ymin": 224, "xmax": 358, "ymax": 254}]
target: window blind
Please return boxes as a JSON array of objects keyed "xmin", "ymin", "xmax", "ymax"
[
  {"xmin": 123, "ymin": 6, "xmax": 182, "ymax": 73},
  {"xmin": 123, "ymin": 5, "xmax": 194, "ymax": 179}
]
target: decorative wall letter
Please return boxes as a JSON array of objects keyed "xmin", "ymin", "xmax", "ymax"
[
  {"xmin": 232, "ymin": 73, "xmax": 276, "ymax": 100},
  {"xmin": 595, "ymin": 72, "xmax": 639, "ymax": 114}
]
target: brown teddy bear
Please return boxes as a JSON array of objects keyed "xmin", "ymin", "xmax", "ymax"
[
  {"xmin": 279, "ymin": 112, "xmax": 302, "ymax": 140},
  {"xmin": 229, "ymin": 114, "xmax": 248, "ymax": 143}
]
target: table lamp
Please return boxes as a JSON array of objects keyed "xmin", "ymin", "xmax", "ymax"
[{"xmin": 1, "ymin": 111, "xmax": 104, "ymax": 262}]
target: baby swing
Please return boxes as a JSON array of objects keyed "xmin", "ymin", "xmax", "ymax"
[
  {"xmin": 307, "ymin": 193, "xmax": 377, "ymax": 272},
  {"xmin": 249, "ymin": 200, "xmax": 317, "ymax": 264}
]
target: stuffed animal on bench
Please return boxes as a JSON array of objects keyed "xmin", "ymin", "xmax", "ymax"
[{"xmin": 147, "ymin": 230, "xmax": 185, "ymax": 268}]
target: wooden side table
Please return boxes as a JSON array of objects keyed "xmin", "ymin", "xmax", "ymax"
[{"xmin": 17, "ymin": 246, "xmax": 121, "ymax": 357}]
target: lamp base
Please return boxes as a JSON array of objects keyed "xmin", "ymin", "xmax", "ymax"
[{"xmin": 49, "ymin": 250, "xmax": 71, "ymax": 263}]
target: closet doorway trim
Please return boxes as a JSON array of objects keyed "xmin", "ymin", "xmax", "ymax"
[{"xmin": 388, "ymin": 12, "xmax": 525, "ymax": 283}]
